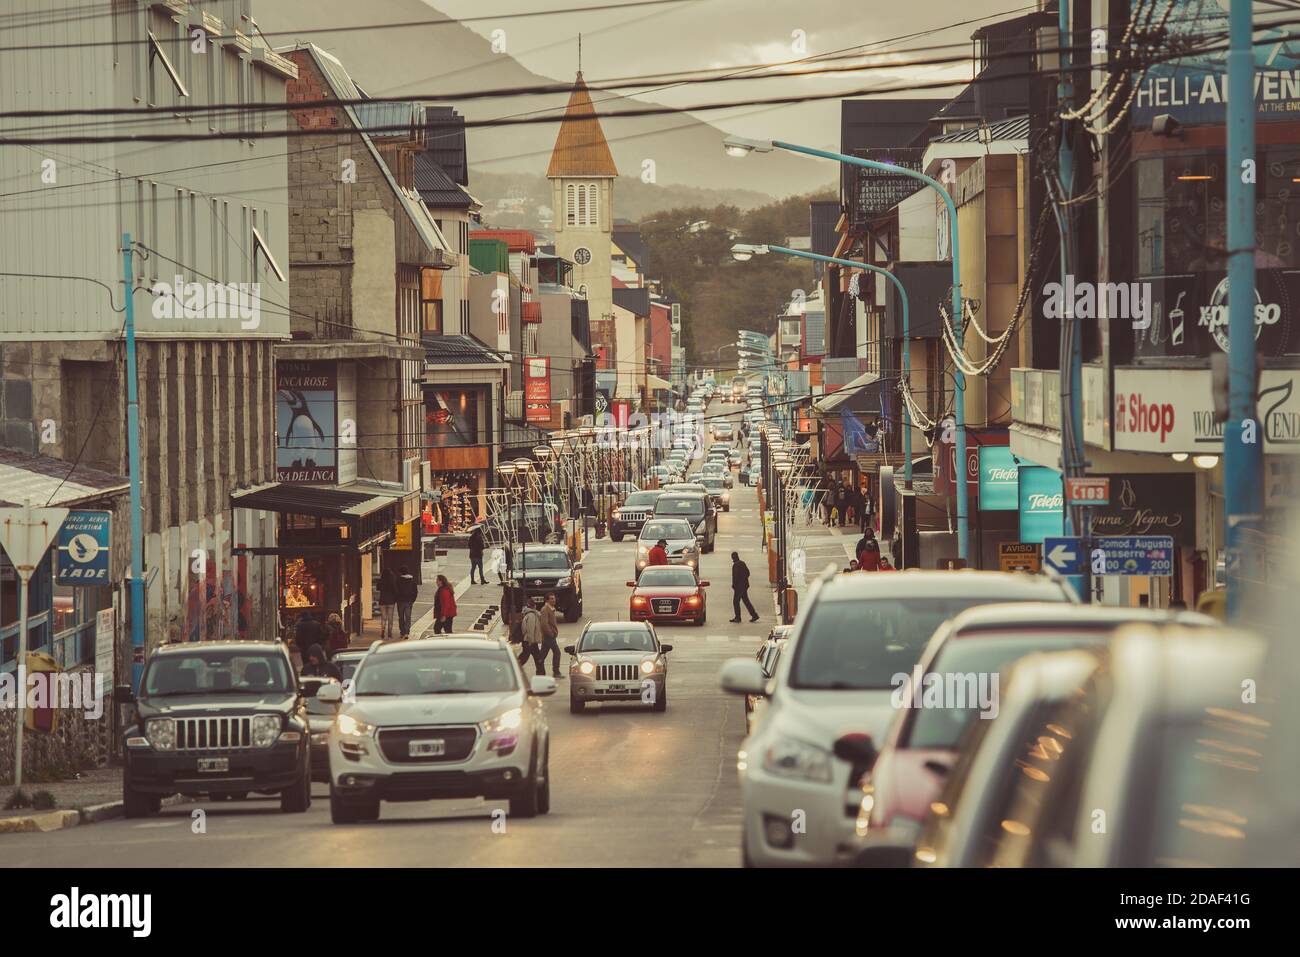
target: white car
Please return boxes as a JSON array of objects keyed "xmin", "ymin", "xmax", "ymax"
[
  {"xmin": 320, "ymin": 636, "xmax": 556, "ymax": 823},
  {"xmin": 718, "ymin": 569, "xmax": 1076, "ymax": 867}
]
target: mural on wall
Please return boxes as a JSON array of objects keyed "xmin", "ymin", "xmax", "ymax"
[{"xmin": 184, "ymin": 552, "xmax": 251, "ymax": 642}]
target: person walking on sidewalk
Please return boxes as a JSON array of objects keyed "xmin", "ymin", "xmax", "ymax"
[
  {"xmin": 729, "ymin": 551, "xmax": 760, "ymax": 623},
  {"xmin": 539, "ymin": 593, "xmax": 562, "ymax": 678},
  {"xmin": 433, "ymin": 575, "xmax": 457, "ymax": 634},
  {"xmin": 517, "ymin": 602, "xmax": 545, "ymax": 675},
  {"xmin": 377, "ymin": 566, "xmax": 398, "ymax": 639},
  {"xmin": 468, "ymin": 524, "xmax": 487, "ymax": 584},
  {"xmin": 395, "ymin": 564, "xmax": 418, "ymax": 637}
]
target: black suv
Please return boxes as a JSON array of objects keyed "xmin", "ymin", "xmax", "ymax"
[
  {"xmin": 651, "ymin": 492, "xmax": 718, "ymax": 553},
  {"xmin": 116, "ymin": 641, "xmax": 312, "ymax": 817},
  {"xmin": 509, "ymin": 544, "xmax": 584, "ymax": 621},
  {"xmin": 610, "ymin": 490, "xmax": 662, "ymax": 541}
]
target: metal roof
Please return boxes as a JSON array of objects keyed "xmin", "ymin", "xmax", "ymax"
[
  {"xmin": 424, "ymin": 334, "xmax": 507, "ymax": 366},
  {"xmin": 932, "ymin": 115, "xmax": 1030, "ymax": 144},
  {"xmin": 0, "ymin": 447, "xmax": 128, "ymax": 508},
  {"xmin": 229, "ymin": 482, "xmax": 398, "ymax": 519},
  {"xmin": 415, "ymin": 153, "xmax": 474, "ymax": 210}
]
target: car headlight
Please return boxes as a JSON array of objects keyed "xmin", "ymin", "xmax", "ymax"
[
  {"xmin": 479, "ymin": 707, "xmax": 523, "ymax": 733},
  {"xmin": 336, "ymin": 713, "xmax": 375, "ymax": 737},
  {"xmin": 763, "ymin": 737, "xmax": 834, "ymax": 783},
  {"xmin": 577, "ymin": 660, "xmax": 596, "ymax": 676},
  {"xmin": 145, "ymin": 718, "xmax": 176, "ymax": 751},
  {"xmin": 639, "ymin": 658, "xmax": 658, "ymax": 675},
  {"xmin": 311, "ymin": 732, "xmax": 329, "ymax": 746},
  {"xmin": 251, "ymin": 714, "xmax": 281, "ymax": 748}
]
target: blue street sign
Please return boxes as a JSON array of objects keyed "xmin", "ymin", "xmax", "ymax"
[
  {"xmin": 1043, "ymin": 536, "xmax": 1083, "ymax": 576},
  {"xmin": 1043, "ymin": 534, "xmax": 1176, "ymax": 577},
  {"xmin": 57, "ymin": 510, "xmax": 112, "ymax": 585}
]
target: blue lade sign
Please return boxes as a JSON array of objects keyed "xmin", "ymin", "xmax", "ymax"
[{"xmin": 57, "ymin": 511, "xmax": 112, "ymax": 585}]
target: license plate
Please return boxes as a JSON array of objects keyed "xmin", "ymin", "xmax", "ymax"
[
  {"xmin": 654, "ymin": 602, "xmax": 674, "ymax": 613},
  {"xmin": 409, "ymin": 739, "xmax": 446, "ymax": 757},
  {"xmin": 197, "ymin": 758, "xmax": 229, "ymax": 773},
  {"xmin": 607, "ymin": 684, "xmax": 626, "ymax": 692}
]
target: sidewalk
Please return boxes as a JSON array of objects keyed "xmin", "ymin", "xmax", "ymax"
[
  {"xmin": 0, "ymin": 767, "xmax": 186, "ymax": 834},
  {"xmin": 788, "ymin": 520, "xmax": 895, "ymax": 617},
  {"xmin": 351, "ymin": 547, "xmax": 503, "ymax": 647}
]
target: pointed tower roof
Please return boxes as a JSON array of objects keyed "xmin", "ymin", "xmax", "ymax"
[{"xmin": 546, "ymin": 73, "xmax": 618, "ymax": 178}]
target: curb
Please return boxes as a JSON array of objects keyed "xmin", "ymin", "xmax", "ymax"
[{"xmin": 0, "ymin": 793, "xmax": 190, "ymax": 835}]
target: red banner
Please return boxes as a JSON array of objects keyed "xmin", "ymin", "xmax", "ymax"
[{"xmin": 524, "ymin": 357, "xmax": 551, "ymax": 423}]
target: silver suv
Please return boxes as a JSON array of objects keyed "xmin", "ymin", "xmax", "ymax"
[{"xmin": 636, "ymin": 518, "xmax": 700, "ymax": 574}]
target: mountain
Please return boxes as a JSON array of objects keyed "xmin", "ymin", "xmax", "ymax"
[{"xmin": 256, "ymin": 0, "xmax": 835, "ymax": 198}]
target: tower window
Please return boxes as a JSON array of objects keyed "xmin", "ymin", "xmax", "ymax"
[{"xmin": 566, "ymin": 184, "xmax": 576, "ymax": 226}]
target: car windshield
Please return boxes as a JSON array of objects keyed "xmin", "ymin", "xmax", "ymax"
[
  {"xmin": 637, "ymin": 567, "xmax": 698, "ymax": 587},
  {"xmin": 623, "ymin": 492, "xmax": 660, "ymax": 508},
  {"xmin": 701, "ymin": 479, "xmax": 725, "ymax": 491},
  {"xmin": 788, "ymin": 597, "xmax": 1035, "ymax": 691},
  {"xmin": 655, "ymin": 497, "xmax": 705, "ymax": 518},
  {"xmin": 518, "ymin": 550, "xmax": 569, "ymax": 570},
  {"xmin": 904, "ymin": 633, "xmax": 1110, "ymax": 749},
  {"xmin": 354, "ymin": 648, "xmax": 517, "ymax": 695},
  {"xmin": 641, "ymin": 520, "xmax": 692, "ymax": 541},
  {"xmin": 334, "ymin": 656, "xmax": 363, "ymax": 682},
  {"xmin": 143, "ymin": 651, "xmax": 293, "ymax": 696},
  {"xmin": 580, "ymin": 629, "xmax": 657, "ymax": 652}
]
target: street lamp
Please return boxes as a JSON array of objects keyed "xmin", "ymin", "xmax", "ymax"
[
  {"xmin": 726, "ymin": 135, "xmax": 968, "ymax": 563},
  {"xmin": 733, "ymin": 241, "xmax": 916, "ymax": 489}
]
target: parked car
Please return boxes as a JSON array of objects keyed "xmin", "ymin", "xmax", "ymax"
[
  {"xmin": 860, "ymin": 603, "xmax": 1218, "ymax": 845},
  {"xmin": 610, "ymin": 490, "xmax": 662, "ymax": 541},
  {"xmin": 652, "ymin": 492, "xmax": 717, "ymax": 553},
  {"xmin": 321, "ymin": 636, "xmax": 555, "ymax": 822},
  {"xmin": 628, "ymin": 564, "xmax": 710, "ymax": 626},
  {"xmin": 717, "ymin": 569, "xmax": 1076, "ymax": 867},
  {"xmin": 118, "ymin": 641, "xmax": 312, "ymax": 817},
  {"xmin": 565, "ymin": 620, "xmax": 672, "ymax": 714},
  {"xmin": 699, "ymin": 475, "xmax": 731, "ymax": 512},
  {"xmin": 510, "ymin": 544, "xmax": 584, "ymax": 621},
  {"xmin": 301, "ymin": 675, "xmax": 342, "ymax": 783},
  {"xmin": 636, "ymin": 518, "xmax": 700, "ymax": 573}
]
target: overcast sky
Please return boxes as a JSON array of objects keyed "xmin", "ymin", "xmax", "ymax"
[{"xmin": 424, "ymin": 0, "xmax": 1029, "ymax": 149}]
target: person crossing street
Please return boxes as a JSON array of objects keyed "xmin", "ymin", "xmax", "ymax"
[
  {"xmin": 539, "ymin": 593, "xmax": 563, "ymax": 678},
  {"xmin": 729, "ymin": 551, "xmax": 760, "ymax": 623}
]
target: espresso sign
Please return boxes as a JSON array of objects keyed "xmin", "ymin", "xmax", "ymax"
[{"xmin": 1090, "ymin": 474, "xmax": 1195, "ymax": 548}]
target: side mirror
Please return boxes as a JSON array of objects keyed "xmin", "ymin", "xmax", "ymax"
[
  {"xmin": 626, "ymin": 581, "xmax": 637, "ymax": 587},
  {"xmin": 699, "ymin": 580, "xmax": 711, "ymax": 587},
  {"xmin": 529, "ymin": 676, "xmax": 558, "ymax": 697},
  {"xmin": 718, "ymin": 658, "xmax": 768, "ymax": 696},
  {"xmin": 832, "ymin": 732, "xmax": 877, "ymax": 768},
  {"xmin": 573, "ymin": 562, "xmax": 583, "ymax": 571},
  {"xmin": 113, "ymin": 684, "xmax": 135, "ymax": 705},
  {"xmin": 316, "ymin": 683, "xmax": 343, "ymax": 704},
  {"xmin": 659, "ymin": 643, "xmax": 673, "ymax": 653},
  {"xmin": 563, "ymin": 644, "xmax": 576, "ymax": 656}
]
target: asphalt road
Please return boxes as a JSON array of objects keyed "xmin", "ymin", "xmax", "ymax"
[{"xmin": 2, "ymin": 403, "xmax": 770, "ymax": 867}]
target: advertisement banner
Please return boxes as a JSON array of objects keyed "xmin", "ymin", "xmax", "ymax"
[
  {"xmin": 276, "ymin": 360, "xmax": 337, "ymax": 482},
  {"xmin": 1018, "ymin": 465, "xmax": 1064, "ymax": 544},
  {"xmin": 979, "ymin": 447, "xmax": 1019, "ymax": 511},
  {"xmin": 56, "ymin": 510, "xmax": 111, "ymax": 585},
  {"xmin": 524, "ymin": 357, "xmax": 552, "ymax": 424},
  {"xmin": 1134, "ymin": 270, "xmax": 1297, "ymax": 361}
]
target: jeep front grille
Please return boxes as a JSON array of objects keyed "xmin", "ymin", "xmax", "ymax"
[
  {"xmin": 176, "ymin": 716, "xmax": 252, "ymax": 750},
  {"xmin": 597, "ymin": 663, "xmax": 640, "ymax": 682}
]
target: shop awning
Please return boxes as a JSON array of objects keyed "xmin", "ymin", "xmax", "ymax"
[
  {"xmin": 0, "ymin": 446, "xmax": 128, "ymax": 508},
  {"xmin": 814, "ymin": 372, "xmax": 882, "ymax": 414},
  {"xmin": 230, "ymin": 482, "xmax": 400, "ymax": 519}
]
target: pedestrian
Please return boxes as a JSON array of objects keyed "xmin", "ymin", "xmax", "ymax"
[
  {"xmin": 433, "ymin": 574, "xmax": 457, "ymax": 633},
  {"xmin": 835, "ymin": 481, "xmax": 848, "ymax": 527},
  {"xmin": 377, "ymin": 565, "xmax": 398, "ymax": 639},
  {"xmin": 846, "ymin": 559, "xmax": 860, "ymax": 573},
  {"xmin": 850, "ymin": 484, "xmax": 865, "ymax": 529},
  {"xmin": 647, "ymin": 538, "xmax": 669, "ymax": 566},
  {"xmin": 517, "ymin": 602, "xmax": 545, "ymax": 675},
  {"xmin": 539, "ymin": 593, "xmax": 562, "ymax": 678},
  {"xmin": 857, "ymin": 534, "xmax": 881, "ymax": 572},
  {"xmin": 395, "ymin": 564, "xmax": 418, "ymax": 637},
  {"xmin": 324, "ymin": 612, "xmax": 348, "ymax": 655},
  {"xmin": 301, "ymin": 643, "xmax": 341, "ymax": 680},
  {"xmin": 729, "ymin": 551, "xmax": 760, "ymax": 623},
  {"xmin": 294, "ymin": 611, "xmax": 322, "ymax": 651},
  {"xmin": 468, "ymin": 523, "xmax": 487, "ymax": 584},
  {"xmin": 878, "ymin": 556, "xmax": 896, "ymax": 572}
]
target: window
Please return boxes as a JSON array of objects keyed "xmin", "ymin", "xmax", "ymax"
[
  {"xmin": 577, "ymin": 185, "xmax": 587, "ymax": 226},
  {"xmin": 566, "ymin": 184, "xmax": 576, "ymax": 225},
  {"xmin": 585, "ymin": 184, "xmax": 599, "ymax": 227}
]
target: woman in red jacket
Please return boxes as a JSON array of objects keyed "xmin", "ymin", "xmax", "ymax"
[{"xmin": 433, "ymin": 575, "xmax": 457, "ymax": 634}]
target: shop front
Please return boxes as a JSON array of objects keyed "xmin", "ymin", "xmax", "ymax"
[{"xmin": 426, "ymin": 383, "xmax": 496, "ymax": 531}]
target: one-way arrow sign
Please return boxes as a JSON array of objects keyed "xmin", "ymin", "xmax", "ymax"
[{"xmin": 1043, "ymin": 536, "xmax": 1083, "ymax": 576}]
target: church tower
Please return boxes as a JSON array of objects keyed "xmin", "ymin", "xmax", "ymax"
[{"xmin": 547, "ymin": 72, "xmax": 617, "ymax": 369}]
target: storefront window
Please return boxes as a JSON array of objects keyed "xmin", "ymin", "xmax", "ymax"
[
  {"xmin": 282, "ymin": 557, "xmax": 324, "ymax": 609},
  {"xmin": 1133, "ymin": 145, "xmax": 1300, "ymax": 359}
]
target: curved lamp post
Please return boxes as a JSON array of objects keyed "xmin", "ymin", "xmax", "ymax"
[
  {"xmin": 725, "ymin": 135, "xmax": 967, "ymax": 563},
  {"xmin": 733, "ymin": 242, "xmax": 915, "ymax": 489}
]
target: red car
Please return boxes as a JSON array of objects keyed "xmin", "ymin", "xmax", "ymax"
[{"xmin": 628, "ymin": 565, "xmax": 710, "ymax": 626}]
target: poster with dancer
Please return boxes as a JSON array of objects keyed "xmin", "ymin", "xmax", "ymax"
[{"xmin": 276, "ymin": 360, "xmax": 337, "ymax": 482}]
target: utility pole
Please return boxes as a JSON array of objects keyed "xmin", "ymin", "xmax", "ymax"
[
  {"xmin": 1224, "ymin": 0, "xmax": 1261, "ymax": 621},
  {"xmin": 123, "ymin": 234, "xmax": 147, "ymax": 686}
]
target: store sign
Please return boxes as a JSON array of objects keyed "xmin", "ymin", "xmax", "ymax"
[
  {"xmin": 1114, "ymin": 368, "xmax": 1300, "ymax": 454},
  {"xmin": 979, "ymin": 446, "xmax": 1019, "ymax": 511},
  {"xmin": 276, "ymin": 360, "xmax": 337, "ymax": 483},
  {"xmin": 95, "ymin": 607, "xmax": 115, "ymax": 695},
  {"xmin": 1135, "ymin": 271, "xmax": 1295, "ymax": 360},
  {"xmin": 1090, "ymin": 474, "xmax": 1196, "ymax": 548},
  {"xmin": 524, "ymin": 357, "xmax": 551, "ymax": 424},
  {"xmin": 392, "ymin": 521, "xmax": 413, "ymax": 550},
  {"xmin": 1132, "ymin": 0, "xmax": 1300, "ymax": 127},
  {"xmin": 998, "ymin": 542, "xmax": 1041, "ymax": 573},
  {"xmin": 56, "ymin": 511, "xmax": 111, "ymax": 585},
  {"xmin": 1018, "ymin": 465, "xmax": 1064, "ymax": 544}
]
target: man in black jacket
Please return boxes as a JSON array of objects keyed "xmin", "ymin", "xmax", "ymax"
[
  {"xmin": 729, "ymin": 551, "xmax": 760, "ymax": 623},
  {"xmin": 395, "ymin": 565, "xmax": 419, "ymax": 638},
  {"xmin": 468, "ymin": 525, "xmax": 487, "ymax": 584}
]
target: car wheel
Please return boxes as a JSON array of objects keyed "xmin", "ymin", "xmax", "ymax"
[
  {"xmin": 653, "ymin": 685, "xmax": 667, "ymax": 712},
  {"xmin": 537, "ymin": 751, "xmax": 552, "ymax": 815},
  {"xmin": 510, "ymin": 748, "xmax": 541, "ymax": 819},
  {"xmin": 695, "ymin": 610, "xmax": 706, "ymax": 627},
  {"xmin": 281, "ymin": 763, "xmax": 311, "ymax": 813},
  {"xmin": 611, "ymin": 530, "xmax": 623, "ymax": 542},
  {"xmin": 565, "ymin": 599, "xmax": 581, "ymax": 623},
  {"xmin": 569, "ymin": 694, "xmax": 585, "ymax": 714},
  {"xmin": 123, "ymin": 780, "xmax": 160, "ymax": 819}
]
